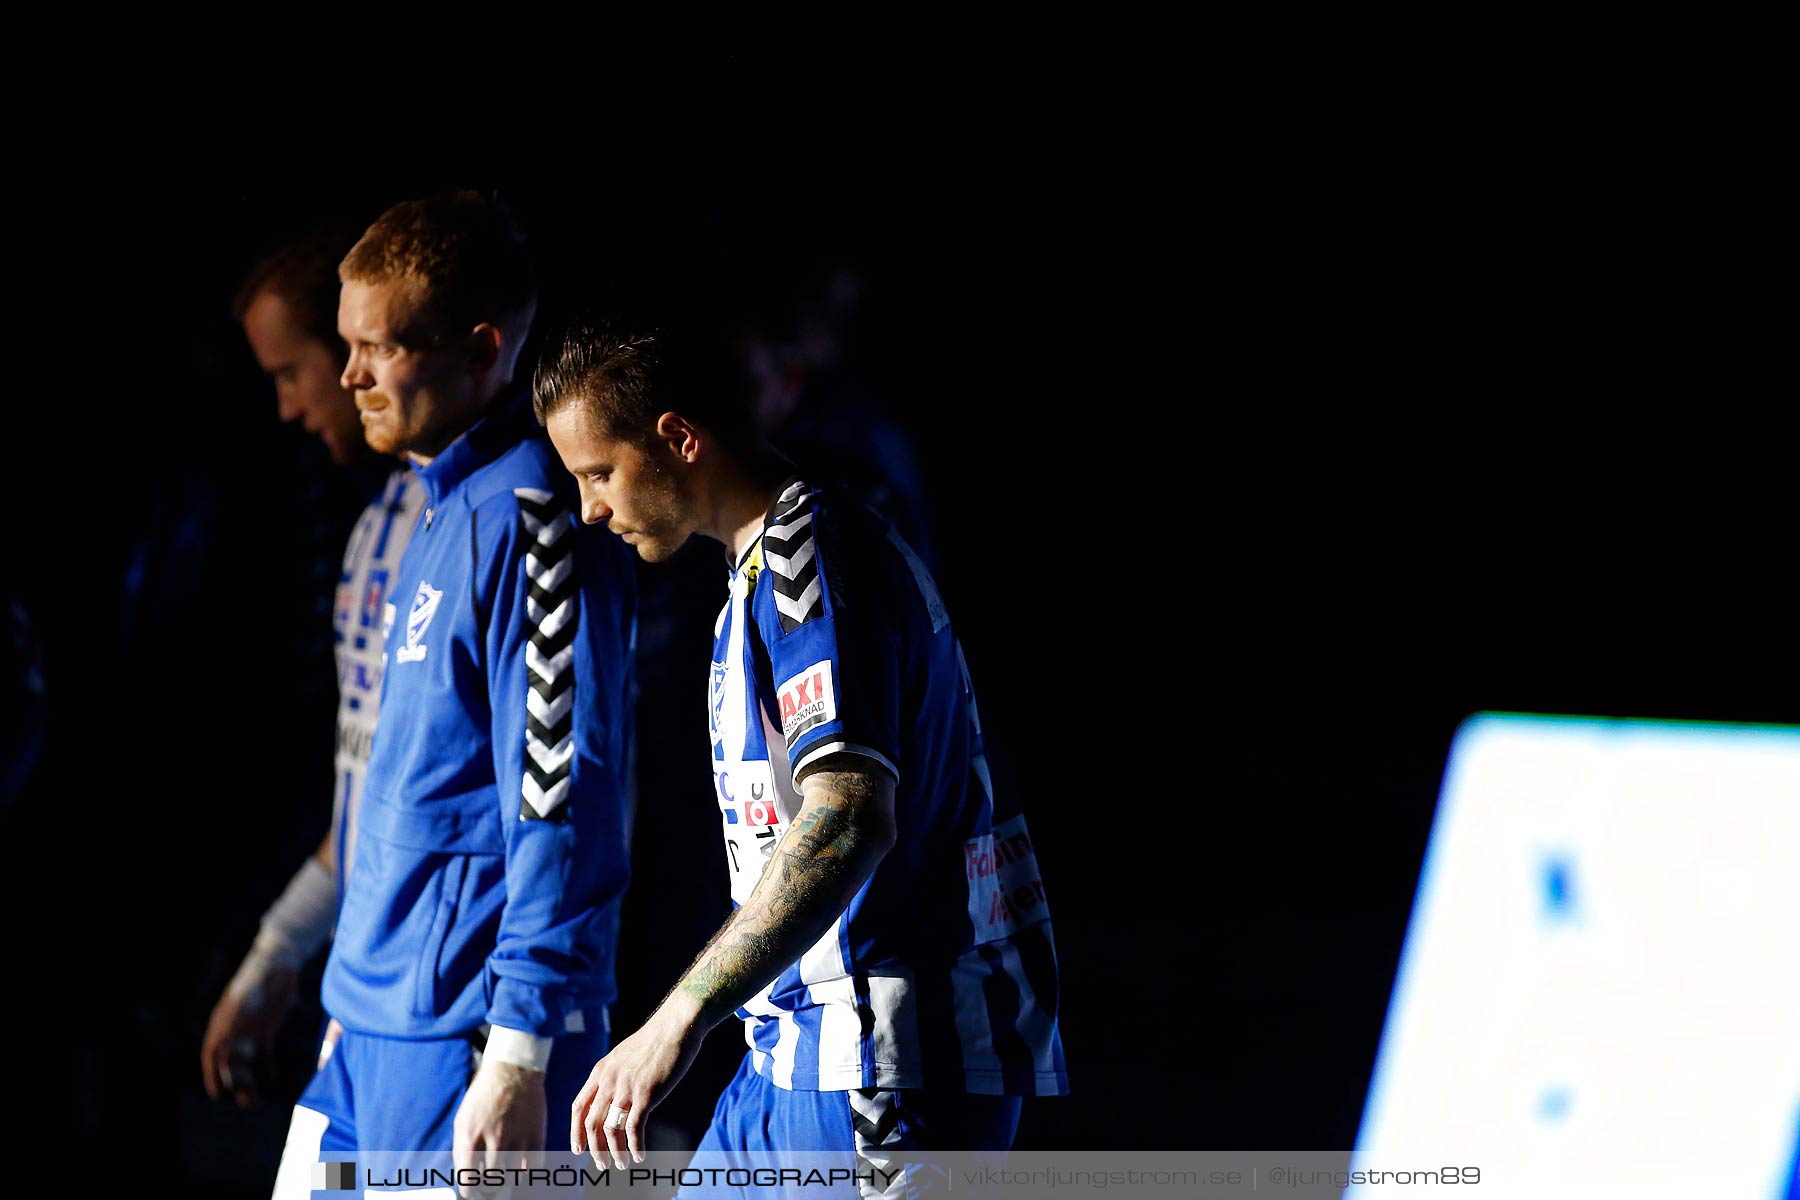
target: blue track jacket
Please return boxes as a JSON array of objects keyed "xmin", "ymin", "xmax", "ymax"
[{"xmin": 322, "ymin": 389, "xmax": 636, "ymax": 1042}]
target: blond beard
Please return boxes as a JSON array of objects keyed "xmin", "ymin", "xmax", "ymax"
[{"xmin": 356, "ymin": 392, "xmax": 407, "ymax": 456}]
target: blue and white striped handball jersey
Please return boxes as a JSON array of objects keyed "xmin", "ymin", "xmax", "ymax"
[
  {"xmin": 709, "ymin": 478, "xmax": 1068, "ymax": 1096},
  {"xmin": 330, "ymin": 468, "xmax": 423, "ymax": 893}
]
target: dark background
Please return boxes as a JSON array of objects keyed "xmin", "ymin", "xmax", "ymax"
[{"xmin": 3, "ymin": 73, "xmax": 1791, "ymax": 1194}]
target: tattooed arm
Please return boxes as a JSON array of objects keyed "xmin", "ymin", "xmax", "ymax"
[
  {"xmin": 570, "ymin": 755, "xmax": 898, "ymax": 1167},
  {"xmin": 678, "ymin": 759, "xmax": 898, "ymax": 1024}
]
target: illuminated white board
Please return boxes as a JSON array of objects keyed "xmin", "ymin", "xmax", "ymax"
[{"xmin": 1352, "ymin": 714, "xmax": 1800, "ymax": 1200}]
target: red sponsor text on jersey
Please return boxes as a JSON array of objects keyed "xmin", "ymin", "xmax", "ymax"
[
  {"xmin": 965, "ymin": 829, "xmax": 1035, "ymax": 880},
  {"xmin": 988, "ymin": 877, "xmax": 1048, "ymax": 928},
  {"xmin": 778, "ymin": 660, "xmax": 837, "ymax": 743},
  {"xmin": 780, "ymin": 672, "xmax": 825, "ymax": 725}
]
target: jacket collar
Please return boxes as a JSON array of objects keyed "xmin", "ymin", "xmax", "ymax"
[{"xmin": 412, "ymin": 385, "xmax": 536, "ymax": 507}]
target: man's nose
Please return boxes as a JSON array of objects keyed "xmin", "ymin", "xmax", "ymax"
[
  {"xmin": 275, "ymin": 388, "xmax": 303, "ymax": 422},
  {"xmin": 340, "ymin": 350, "xmax": 372, "ymax": 393},
  {"xmin": 580, "ymin": 493, "xmax": 612, "ymax": 526}
]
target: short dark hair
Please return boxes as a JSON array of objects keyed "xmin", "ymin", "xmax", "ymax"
[
  {"xmin": 233, "ymin": 231, "xmax": 358, "ymax": 361},
  {"xmin": 339, "ymin": 190, "xmax": 536, "ymax": 342},
  {"xmin": 533, "ymin": 317, "xmax": 753, "ymax": 448}
]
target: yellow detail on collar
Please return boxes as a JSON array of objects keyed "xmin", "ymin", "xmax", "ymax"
[{"xmin": 738, "ymin": 539, "xmax": 763, "ymax": 597}]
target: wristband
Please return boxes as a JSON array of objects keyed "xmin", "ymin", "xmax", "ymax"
[
  {"xmin": 483, "ymin": 1025, "xmax": 553, "ymax": 1072},
  {"xmin": 254, "ymin": 856, "xmax": 338, "ymax": 969}
]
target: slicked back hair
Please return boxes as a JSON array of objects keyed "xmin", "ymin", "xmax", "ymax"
[
  {"xmin": 339, "ymin": 190, "xmax": 536, "ymax": 345},
  {"xmin": 534, "ymin": 318, "xmax": 754, "ymax": 451},
  {"xmin": 233, "ymin": 231, "xmax": 359, "ymax": 364}
]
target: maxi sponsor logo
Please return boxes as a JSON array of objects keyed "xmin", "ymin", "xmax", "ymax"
[{"xmin": 777, "ymin": 660, "xmax": 836, "ymax": 745}]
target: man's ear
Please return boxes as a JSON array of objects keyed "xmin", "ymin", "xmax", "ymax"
[
  {"xmin": 656, "ymin": 411, "xmax": 702, "ymax": 463},
  {"xmin": 467, "ymin": 323, "xmax": 503, "ymax": 374}
]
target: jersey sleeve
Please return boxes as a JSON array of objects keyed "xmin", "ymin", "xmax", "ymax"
[
  {"xmin": 754, "ymin": 487, "xmax": 903, "ymax": 786},
  {"xmin": 479, "ymin": 486, "xmax": 635, "ymax": 1039}
]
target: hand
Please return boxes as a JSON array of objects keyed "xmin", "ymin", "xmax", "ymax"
[
  {"xmin": 200, "ymin": 955, "xmax": 300, "ymax": 1105},
  {"xmin": 454, "ymin": 1058, "xmax": 547, "ymax": 1177},
  {"xmin": 571, "ymin": 998, "xmax": 707, "ymax": 1171}
]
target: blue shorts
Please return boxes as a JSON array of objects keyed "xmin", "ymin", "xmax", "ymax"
[
  {"xmin": 681, "ymin": 1051, "xmax": 1020, "ymax": 1198},
  {"xmin": 270, "ymin": 1016, "xmax": 607, "ymax": 1198}
]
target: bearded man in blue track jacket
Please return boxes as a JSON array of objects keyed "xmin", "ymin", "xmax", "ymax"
[{"xmin": 270, "ymin": 193, "xmax": 637, "ymax": 1198}]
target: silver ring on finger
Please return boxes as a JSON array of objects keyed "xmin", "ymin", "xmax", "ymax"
[{"xmin": 604, "ymin": 1101, "xmax": 629, "ymax": 1131}]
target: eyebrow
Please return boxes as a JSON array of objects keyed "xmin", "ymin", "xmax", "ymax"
[{"xmin": 337, "ymin": 317, "xmax": 387, "ymax": 344}]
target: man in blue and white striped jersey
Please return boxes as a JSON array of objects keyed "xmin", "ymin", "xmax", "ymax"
[{"xmin": 535, "ymin": 322, "xmax": 1068, "ymax": 1176}]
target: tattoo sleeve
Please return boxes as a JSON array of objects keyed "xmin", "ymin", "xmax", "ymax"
[{"xmin": 674, "ymin": 764, "xmax": 896, "ymax": 1027}]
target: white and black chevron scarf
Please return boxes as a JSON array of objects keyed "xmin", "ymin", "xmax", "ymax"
[
  {"xmin": 764, "ymin": 480, "xmax": 824, "ymax": 634},
  {"xmin": 516, "ymin": 488, "xmax": 577, "ymax": 821}
]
